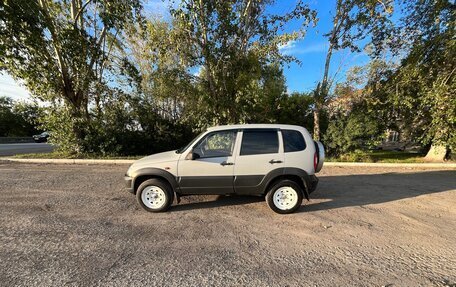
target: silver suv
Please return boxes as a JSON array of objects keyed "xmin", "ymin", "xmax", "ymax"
[{"xmin": 125, "ymin": 124, "xmax": 324, "ymax": 214}]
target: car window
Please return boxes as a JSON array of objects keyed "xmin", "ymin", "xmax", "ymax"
[
  {"xmin": 282, "ymin": 130, "xmax": 306, "ymax": 152},
  {"xmin": 240, "ymin": 130, "xmax": 278, "ymax": 156},
  {"xmin": 193, "ymin": 130, "xmax": 237, "ymax": 158},
  {"xmin": 176, "ymin": 131, "xmax": 205, "ymax": 154}
]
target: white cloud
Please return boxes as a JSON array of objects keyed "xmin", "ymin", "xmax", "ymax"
[
  {"xmin": 0, "ymin": 72, "xmax": 31, "ymax": 101},
  {"xmin": 297, "ymin": 42, "xmax": 328, "ymax": 54},
  {"xmin": 279, "ymin": 41, "xmax": 328, "ymax": 56},
  {"xmin": 278, "ymin": 40, "xmax": 298, "ymax": 51}
]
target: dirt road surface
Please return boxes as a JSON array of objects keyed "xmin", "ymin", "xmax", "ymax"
[{"xmin": 0, "ymin": 162, "xmax": 455, "ymax": 287}]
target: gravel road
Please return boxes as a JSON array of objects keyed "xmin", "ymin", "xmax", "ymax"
[{"xmin": 0, "ymin": 162, "xmax": 455, "ymax": 287}]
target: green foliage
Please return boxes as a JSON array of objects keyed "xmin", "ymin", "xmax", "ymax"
[
  {"xmin": 327, "ymin": 150, "xmax": 426, "ymax": 163},
  {"xmin": 380, "ymin": 0, "xmax": 455, "ymax": 153},
  {"xmin": 312, "ymin": 0, "xmax": 394, "ymax": 140},
  {"xmin": 387, "ymin": 35, "xmax": 456, "ymax": 150},
  {"xmin": 0, "ymin": 97, "xmax": 17, "ymax": 137},
  {"xmin": 0, "ymin": 96, "xmax": 40, "ymax": 137},
  {"xmin": 169, "ymin": 0, "xmax": 316, "ymax": 126},
  {"xmin": 275, "ymin": 92, "xmax": 315, "ymax": 130},
  {"xmin": 324, "ymin": 104, "xmax": 384, "ymax": 156},
  {"xmin": 39, "ymin": 104, "xmax": 78, "ymax": 152},
  {"xmin": 1, "ymin": 0, "xmax": 453, "ymax": 160},
  {"xmin": 0, "ymin": 0, "xmax": 143, "ymax": 153}
]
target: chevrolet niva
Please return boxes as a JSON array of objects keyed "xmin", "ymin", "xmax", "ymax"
[{"xmin": 124, "ymin": 124, "xmax": 324, "ymax": 214}]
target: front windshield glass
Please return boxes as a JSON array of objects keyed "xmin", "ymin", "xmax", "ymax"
[{"xmin": 176, "ymin": 132, "xmax": 205, "ymax": 154}]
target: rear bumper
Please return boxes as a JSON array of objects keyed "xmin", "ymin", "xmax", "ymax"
[
  {"xmin": 308, "ymin": 175, "xmax": 319, "ymax": 194},
  {"xmin": 124, "ymin": 175, "xmax": 134, "ymax": 193}
]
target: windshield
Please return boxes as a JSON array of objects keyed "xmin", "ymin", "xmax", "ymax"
[{"xmin": 175, "ymin": 131, "xmax": 205, "ymax": 154}]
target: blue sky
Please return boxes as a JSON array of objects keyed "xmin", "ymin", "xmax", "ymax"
[
  {"xmin": 0, "ymin": 0, "xmax": 369, "ymax": 101},
  {"xmin": 272, "ymin": 0, "xmax": 370, "ymax": 92}
]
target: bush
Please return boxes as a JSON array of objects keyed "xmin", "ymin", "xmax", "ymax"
[
  {"xmin": 39, "ymin": 96, "xmax": 198, "ymax": 157},
  {"xmin": 324, "ymin": 106, "xmax": 383, "ymax": 156},
  {"xmin": 0, "ymin": 96, "xmax": 40, "ymax": 137}
]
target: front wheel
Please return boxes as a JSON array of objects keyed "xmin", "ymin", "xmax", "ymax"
[
  {"xmin": 266, "ymin": 180, "xmax": 303, "ymax": 214},
  {"xmin": 136, "ymin": 179, "xmax": 174, "ymax": 212}
]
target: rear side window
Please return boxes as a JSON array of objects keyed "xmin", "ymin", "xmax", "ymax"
[
  {"xmin": 240, "ymin": 130, "xmax": 279, "ymax": 156},
  {"xmin": 282, "ymin": 130, "xmax": 306, "ymax": 152}
]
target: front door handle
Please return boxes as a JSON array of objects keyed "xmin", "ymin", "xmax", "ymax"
[
  {"xmin": 269, "ymin": 159, "xmax": 283, "ymax": 164},
  {"xmin": 220, "ymin": 161, "xmax": 234, "ymax": 166}
]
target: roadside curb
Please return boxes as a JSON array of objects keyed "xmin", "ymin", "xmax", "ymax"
[
  {"xmin": 2, "ymin": 157, "xmax": 455, "ymax": 168},
  {"xmin": 324, "ymin": 162, "xmax": 456, "ymax": 168}
]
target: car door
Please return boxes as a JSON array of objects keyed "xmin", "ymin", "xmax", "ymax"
[
  {"xmin": 177, "ymin": 129, "xmax": 239, "ymax": 195},
  {"xmin": 233, "ymin": 129, "xmax": 284, "ymax": 194}
]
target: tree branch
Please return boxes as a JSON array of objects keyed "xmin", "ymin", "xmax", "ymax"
[
  {"xmin": 73, "ymin": 0, "xmax": 93, "ymax": 26},
  {"xmin": 376, "ymin": 0, "xmax": 388, "ymax": 13}
]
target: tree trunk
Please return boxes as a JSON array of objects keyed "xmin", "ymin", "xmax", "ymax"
[
  {"xmin": 313, "ymin": 103, "xmax": 321, "ymax": 141},
  {"xmin": 424, "ymin": 144, "xmax": 448, "ymax": 162},
  {"xmin": 313, "ymin": 0, "xmax": 343, "ymax": 142}
]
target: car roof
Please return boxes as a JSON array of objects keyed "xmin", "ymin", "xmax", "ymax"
[{"xmin": 206, "ymin": 124, "xmax": 306, "ymax": 132}]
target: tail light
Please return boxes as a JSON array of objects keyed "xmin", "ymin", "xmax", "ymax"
[{"xmin": 314, "ymin": 152, "xmax": 318, "ymax": 171}]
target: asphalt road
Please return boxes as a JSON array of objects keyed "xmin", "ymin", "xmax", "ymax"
[
  {"xmin": 0, "ymin": 143, "xmax": 54, "ymax": 156},
  {"xmin": 0, "ymin": 162, "xmax": 455, "ymax": 287}
]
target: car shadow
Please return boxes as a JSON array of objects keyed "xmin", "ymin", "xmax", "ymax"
[
  {"xmin": 171, "ymin": 170, "xmax": 455, "ymax": 212},
  {"xmin": 301, "ymin": 170, "xmax": 456, "ymax": 213},
  {"xmin": 171, "ymin": 195, "xmax": 264, "ymax": 212}
]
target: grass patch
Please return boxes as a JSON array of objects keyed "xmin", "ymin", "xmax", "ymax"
[
  {"xmin": 327, "ymin": 150, "xmax": 427, "ymax": 163},
  {"xmin": 13, "ymin": 152, "xmax": 143, "ymax": 160}
]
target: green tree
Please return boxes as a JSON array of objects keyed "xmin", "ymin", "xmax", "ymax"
[
  {"xmin": 313, "ymin": 0, "xmax": 393, "ymax": 140},
  {"xmin": 324, "ymin": 101, "xmax": 384, "ymax": 156},
  {"xmin": 276, "ymin": 92, "xmax": 314, "ymax": 129},
  {"xmin": 0, "ymin": 0, "xmax": 142, "ymax": 153},
  {"xmin": 169, "ymin": 0, "xmax": 317, "ymax": 126},
  {"xmin": 385, "ymin": 0, "xmax": 455, "ymax": 160},
  {"xmin": 0, "ymin": 96, "xmax": 17, "ymax": 137},
  {"xmin": 123, "ymin": 18, "xmax": 197, "ymax": 125},
  {"xmin": 0, "ymin": 96, "xmax": 40, "ymax": 137}
]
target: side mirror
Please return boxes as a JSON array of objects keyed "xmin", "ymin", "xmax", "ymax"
[{"xmin": 185, "ymin": 151, "xmax": 200, "ymax": 160}]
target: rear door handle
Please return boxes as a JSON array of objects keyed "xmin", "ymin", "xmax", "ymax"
[
  {"xmin": 269, "ymin": 159, "xmax": 283, "ymax": 164},
  {"xmin": 220, "ymin": 161, "xmax": 234, "ymax": 166}
]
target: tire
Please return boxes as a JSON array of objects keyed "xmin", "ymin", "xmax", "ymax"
[
  {"xmin": 136, "ymin": 179, "xmax": 174, "ymax": 212},
  {"xmin": 266, "ymin": 179, "xmax": 303, "ymax": 214}
]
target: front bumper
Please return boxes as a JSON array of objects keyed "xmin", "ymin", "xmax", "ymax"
[{"xmin": 124, "ymin": 175, "xmax": 134, "ymax": 193}]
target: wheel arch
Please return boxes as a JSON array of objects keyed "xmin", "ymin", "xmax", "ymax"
[
  {"xmin": 263, "ymin": 168, "xmax": 311, "ymax": 200},
  {"xmin": 131, "ymin": 168, "xmax": 179, "ymax": 195}
]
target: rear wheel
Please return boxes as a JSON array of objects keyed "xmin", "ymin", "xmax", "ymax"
[
  {"xmin": 266, "ymin": 179, "xmax": 303, "ymax": 214},
  {"xmin": 136, "ymin": 179, "xmax": 174, "ymax": 212}
]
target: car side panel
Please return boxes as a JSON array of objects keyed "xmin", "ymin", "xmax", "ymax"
[
  {"xmin": 234, "ymin": 170, "xmax": 283, "ymax": 195},
  {"xmin": 233, "ymin": 129, "xmax": 284, "ymax": 194},
  {"xmin": 234, "ymin": 168, "xmax": 312, "ymax": 198},
  {"xmin": 178, "ymin": 175, "xmax": 233, "ymax": 194},
  {"xmin": 177, "ymin": 130, "xmax": 240, "ymax": 195},
  {"xmin": 282, "ymin": 127, "xmax": 316, "ymax": 175}
]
